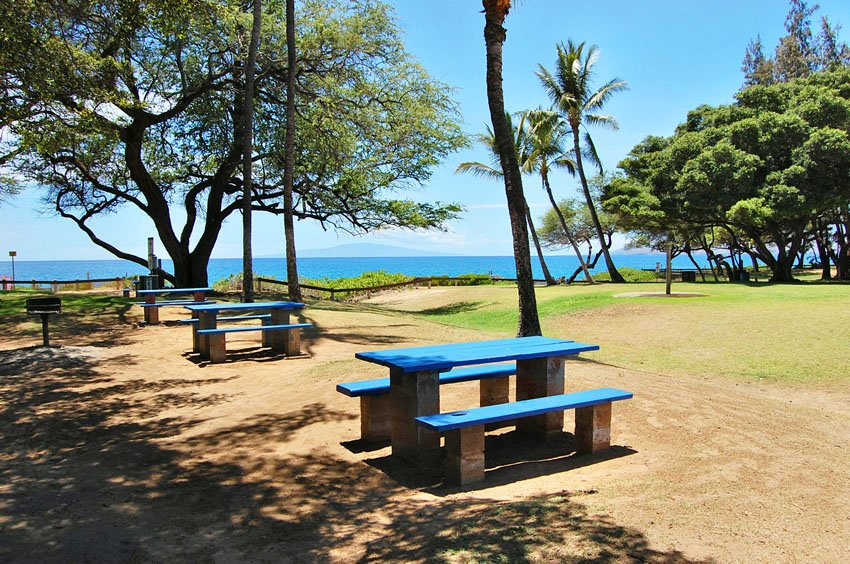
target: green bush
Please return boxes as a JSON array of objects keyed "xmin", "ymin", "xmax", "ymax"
[{"xmin": 593, "ymin": 267, "xmax": 658, "ymax": 283}]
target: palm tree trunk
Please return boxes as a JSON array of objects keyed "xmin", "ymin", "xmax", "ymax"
[
  {"xmin": 241, "ymin": 0, "xmax": 262, "ymax": 302},
  {"xmin": 283, "ymin": 0, "xmax": 302, "ymax": 302},
  {"xmin": 483, "ymin": 1, "xmax": 541, "ymax": 337},
  {"xmin": 525, "ymin": 202, "xmax": 556, "ymax": 285},
  {"xmin": 541, "ymin": 172, "xmax": 594, "ymax": 283},
  {"xmin": 571, "ymin": 127, "xmax": 624, "ymax": 282}
]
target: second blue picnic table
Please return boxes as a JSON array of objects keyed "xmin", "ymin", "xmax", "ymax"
[
  {"xmin": 355, "ymin": 336, "xmax": 600, "ymax": 469},
  {"xmin": 184, "ymin": 301, "xmax": 304, "ymax": 359}
]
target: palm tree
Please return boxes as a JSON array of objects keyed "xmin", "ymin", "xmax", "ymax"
[
  {"xmin": 456, "ymin": 116, "xmax": 557, "ymax": 286},
  {"xmin": 537, "ymin": 40, "xmax": 628, "ymax": 282},
  {"xmin": 482, "ymin": 0, "xmax": 541, "ymax": 336},
  {"xmin": 519, "ymin": 110, "xmax": 595, "ymax": 283}
]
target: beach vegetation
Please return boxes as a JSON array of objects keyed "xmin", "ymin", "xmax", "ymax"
[{"xmin": 603, "ymin": 68, "xmax": 850, "ymax": 282}]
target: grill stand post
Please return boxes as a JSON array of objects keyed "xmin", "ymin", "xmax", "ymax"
[{"xmin": 40, "ymin": 313, "xmax": 51, "ymax": 347}]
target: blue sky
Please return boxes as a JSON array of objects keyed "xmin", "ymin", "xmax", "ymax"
[{"xmin": 3, "ymin": 0, "xmax": 850, "ymax": 261}]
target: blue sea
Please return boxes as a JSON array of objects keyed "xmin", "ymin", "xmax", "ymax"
[{"xmin": 1, "ymin": 253, "xmax": 709, "ymax": 284}]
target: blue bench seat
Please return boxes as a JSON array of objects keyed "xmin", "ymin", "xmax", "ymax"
[
  {"xmin": 138, "ymin": 300, "xmax": 216, "ymax": 307},
  {"xmin": 195, "ymin": 323, "xmax": 312, "ymax": 363},
  {"xmin": 179, "ymin": 314, "xmax": 271, "ymax": 325},
  {"xmin": 336, "ymin": 362, "xmax": 517, "ymax": 397},
  {"xmin": 415, "ymin": 387, "xmax": 633, "ymax": 485},
  {"xmin": 339, "ymin": 363, "xmax": 518, "ymax": 442}
]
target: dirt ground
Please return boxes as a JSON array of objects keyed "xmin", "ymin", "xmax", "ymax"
[{"xmin": 1, "ymin": 289, "xmax": 848, "ymax": 562}]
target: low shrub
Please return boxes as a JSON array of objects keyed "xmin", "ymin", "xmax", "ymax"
[{"xmin": 593, "ymin": 267, "xmax": 658, "ymax": 283}]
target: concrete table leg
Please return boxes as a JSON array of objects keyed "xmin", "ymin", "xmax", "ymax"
[
  {"xmin": 208, "ymin": 333, "xmax": 227, "ymax": 364},
  {"xmin": 516, "ymin": 355, "xmax": 565, "ymax": 438},
  {"xmin": 360, "ymin": 395, "xmax": 391, "ymax": 441},
  {"xmin": 191, "ymin": 311, "xmax": 201, "ymax": 353},
  {"xmin": 193, "ymin": 291, "xmax": 205, "ymax": 302},
  {"xmin": 261, "ymin": 316, "xmax": 272, "ymax": 348},
  {"xmin": 390, "ymin": 368, "xmax": 441, "ymax": 472},
  {"xmin": 144, "ymin": 305, "xmax": 159, "ymax": 325},
  {"xmin": 198, "ymin": 311, "xmax": 217, "ymax": 359},
  {"xmin": 284, "ymin": 328, "xmax": 301, "ymax": 356},
  {"xmin": 444, "ymin": 425, "xmax": 485, "ymax": 485},
  {"xmin": 269, "ymin": 309, "xmax": 290, "ymax": 352},
  {"xmin": 480, "ymin": 375, "xmax": 510, "ymax": 430},
  {"xmin": 575, "ymin": 402, "xmax": 612, "ymax": 454},
  {"xmin": 143, "ymin": 295, "xmax": 158, "ymax": 324}
]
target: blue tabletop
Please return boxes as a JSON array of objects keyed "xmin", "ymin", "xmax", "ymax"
[
  {"xmin": 355, "ymin": 336, "xmax": 599, "ymax": 373},
  {"xmin": 183, "ymin": 301, "xmax": 304, "ymax": 312},
  {"xmin": 137, "ymin": 287, "xmax": 213, "ymax": 294}
]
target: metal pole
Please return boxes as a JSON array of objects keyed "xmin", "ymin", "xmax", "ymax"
[
  {"xmin": 40, "ymin": 313, "xmax": 50, "ymax": 347},
  {"xmin": 666, "ymin": 243, "xmax": 673, "ymax": 295}
]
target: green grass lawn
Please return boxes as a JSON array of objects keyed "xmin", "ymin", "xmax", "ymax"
[{"xmin": 396, "ymin": 282, "xmax": 850, "ymax": 385}]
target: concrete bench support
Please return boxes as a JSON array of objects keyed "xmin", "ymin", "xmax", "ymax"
[
  {"xmin": 416, "ymin": 388, "xmax": 632, "ymax": 485},
  {"xmin": 575, "ymin": 402, "xmax": 612, "ymax": 454}
]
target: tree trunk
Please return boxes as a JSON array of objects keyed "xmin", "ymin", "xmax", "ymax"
[
  {"xmin": 241, "ymin": 0, "xmax": 262, "ymax": 302},
  {"xmin": 570, "ymin": 126, "xmax": 623, "ymax": 282},
  {"xmin": 483, "ymin": 1, "xmax": 541, "ymax": 337},
  {"xmin": 283, "ymin": 0, "xmax": 302, "ymax": 302},
  {"xmin": 525, "ymin": 203, "xmax": 556, "ymax": 285},
  {"xmin": 541, "ymin": 173, "xmax": 594, "ymax": 283}
]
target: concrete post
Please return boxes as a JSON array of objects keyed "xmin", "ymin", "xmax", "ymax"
[
  {"xmin": 516, "ymin": 356, "xmax": 565, "ymax": 437},
  {"xmin": 389, "ymin": 368, "xmax": 441, "ymax": 471},
  {"xmin": 575, "ymin": 402, "xmax": 612, "ymax": 454}
]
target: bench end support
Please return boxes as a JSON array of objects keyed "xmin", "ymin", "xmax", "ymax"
[
  {"xmin": 445, "ymin": 425, "xmax": 486, "ymax": 485},
  {"xmin": 575, "ymin": 403, "xmax": 612, "ymax": 454}
]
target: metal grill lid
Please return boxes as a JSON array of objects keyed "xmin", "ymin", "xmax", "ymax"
[{"xmin": 26, "ymin": 297, "xmax": 62, "ymax": 314}]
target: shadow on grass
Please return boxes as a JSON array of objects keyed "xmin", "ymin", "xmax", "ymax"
[
  {"xmin": 0, "ymin": 330, "xmax": 705, "ymax": 562},
  {"xmin": 416, "ymin": 300, "xmax": 488, "ymax": 316}
]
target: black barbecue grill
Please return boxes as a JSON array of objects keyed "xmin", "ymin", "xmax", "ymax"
[{"xmin": 26, "ymin": 297, "xmax": 61, "ymax": 346}]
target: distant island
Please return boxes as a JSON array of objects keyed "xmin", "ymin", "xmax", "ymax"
[{"xmin": 277, "ymin": 243, "xmax": 454, "ymax": 258}]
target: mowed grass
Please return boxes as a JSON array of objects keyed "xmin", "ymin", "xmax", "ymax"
[
  {"xmin": 3, "ymin": 282, "xmax": 847, "ymax": 385},
  {"xmin": 381, "ymin": 282, "xmax": 850, "ymax": 385}
]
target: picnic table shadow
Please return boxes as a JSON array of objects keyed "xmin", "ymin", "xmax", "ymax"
[{"xmin": 359, "ymin": 429, "xmax": 637, "ymax": 493}]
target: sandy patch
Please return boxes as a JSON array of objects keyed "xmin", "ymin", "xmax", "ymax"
[{"xmin": 0, "ymin": 293, "xmax": 847, "ymax": 562}]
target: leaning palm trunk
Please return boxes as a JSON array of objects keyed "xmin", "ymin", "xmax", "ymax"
[
  {"xmin": 282, "ymin": 0, "xmax": 302, "ymax": 302},
  {"xmin": 526, "ymin": 203, "xmax": 556, "ymax": 285},
  {"xmin": 541, "ymin": 172, "xmax": 594, "ymax": 283},
  {"xmin": 571, "ymin": 127, "xmax": 624, "ymax": 282},
  {"xmin": 483, "ymin": 0, "xmax": 541, "ymax": 337}
]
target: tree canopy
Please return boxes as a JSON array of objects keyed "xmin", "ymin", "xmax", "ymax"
[
  {"xmin": 0, "ymin": 0, "xmax": 465, "ymax": 285},
  {"xmin": 604, "ymin": 69, "xmax": 850, "ymax": 281}
]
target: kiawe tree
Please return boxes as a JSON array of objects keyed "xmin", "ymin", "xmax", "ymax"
[
  {"xmin": 604, "ymin": 70, "xmax": 850, "ymax": 282},
  {"xmin": 537, "ymin": 40, "xmax": 628, "ymax": 282},
  {"xmin": 0, "ymin": 0, "xmax": 464, "ymax": 286}
]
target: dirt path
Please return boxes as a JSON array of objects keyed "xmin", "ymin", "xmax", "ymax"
[{"xmin": 0, "ymin": 294, "xmax": 847, "ymax": 562}]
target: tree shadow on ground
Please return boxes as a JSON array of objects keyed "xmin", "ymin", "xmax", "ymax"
[
  {"xmin": 0, "ymin": 348, "xmax": 706, "ymax": 563},
  {"xmin": 1, "ymin": 293, "xmax": 136, "ymax": 347},
  {"xmin": 416, "ymin": 301, "xmax": 488, "ymax": 316}
]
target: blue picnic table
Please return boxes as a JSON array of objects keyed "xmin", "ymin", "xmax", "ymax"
[
  {"xmin": 355, "ymin": 336, "xmax": 600, "ymax": 469},
  {"xmin": 184, "ymin": 301, "xmax": 305, "ymax": 361},
  {"xmin": 136, "ymin": 286, "xmax": 214, "ymax": 324}
]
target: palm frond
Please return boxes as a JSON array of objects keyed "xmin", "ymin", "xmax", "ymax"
[
  {"xmin": 455, "ymin": 161, "xmax": 503, "ymax": 179},
  {"xmin": 582, "ymin": 131, "xmax": 604, "ymax": 174},
  {"xmin": 584, "ymin": 113, "xmax": 619, "ymax": 130}
]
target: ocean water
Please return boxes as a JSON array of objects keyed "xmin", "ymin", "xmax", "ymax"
[{"xmin": 1, "ymin": 253, "xmax": 708, "ymax": 284}]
